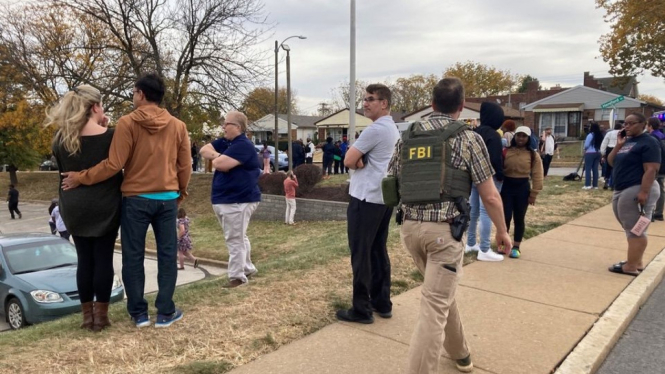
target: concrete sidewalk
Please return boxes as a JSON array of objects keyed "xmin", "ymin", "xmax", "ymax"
[{"xmin": 228, "ymin": 204, "xmax": 665, "ymax": 374}]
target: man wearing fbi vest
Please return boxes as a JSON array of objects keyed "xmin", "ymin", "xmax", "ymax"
[
  {"xmin": 387, "ymin": 77, "xmax": 511, "ymax": 373},
  {"xmin": 337, "ymin": 83, "xmax": 400, "ymax": 324}
]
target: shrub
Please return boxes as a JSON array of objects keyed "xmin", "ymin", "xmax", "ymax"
[
  {"xmin": 258, "ymin": 172, "xmax": 286, "ymax": 195},
  {"xmin": 294, "ymin": 164, "xmax": 322, "ymax": 195}
]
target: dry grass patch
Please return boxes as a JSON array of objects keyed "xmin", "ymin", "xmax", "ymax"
[
  {"xmin": 0, "ymin": 173, "xmax": 614, "ymax": 373},
  {"xmin": 0, "ymin": 172, "xmax": 60, "ymax": 201}
]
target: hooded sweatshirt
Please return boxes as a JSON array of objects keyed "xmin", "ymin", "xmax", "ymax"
[
  {"xmin": 475, "ymin": 102, "xmax": 505, "ymax": 181},
  {"xmin": 76, "ymin": 105, "xmax": 192, "ymax": 197}
]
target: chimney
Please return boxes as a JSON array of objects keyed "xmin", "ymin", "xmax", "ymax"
[
  {"xmin": 526, "ymin": 80, "xmax": 540, "ymax": 103},
  {"xmin": 584, "ymin": 71, "xmax": 600, "ymax": 89}
]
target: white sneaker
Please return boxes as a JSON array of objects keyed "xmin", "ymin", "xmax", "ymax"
[
  {"xmin": 477, "ymin": 250, "xmax": 504, "ymax": 262},
  {"xmin": 582, "ymin": 186, "xmax": 592, "ymax": 190},
  {"xmin": 465, "ymin": 244, "xmax": 480, "ymax": 253}
]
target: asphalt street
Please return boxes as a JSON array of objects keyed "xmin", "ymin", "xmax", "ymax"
[
  {"xmin": 597, "ymin": 276, "xmax": 665, "ymax": 374},
  {"xmin": 0, "ymin": 202, "xmax": 227, "ymax": 332}
]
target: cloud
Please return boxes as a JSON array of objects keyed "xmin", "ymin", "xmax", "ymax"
[{"xmin": 257, "ymin": 0, "xmax": 664, "ymax": 114}]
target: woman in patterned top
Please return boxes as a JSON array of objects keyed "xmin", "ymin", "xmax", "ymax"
[{"xmin": 177, "ymin": 208, "xmax": 198, "ymax": 270}]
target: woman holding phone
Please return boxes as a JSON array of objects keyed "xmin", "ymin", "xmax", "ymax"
[{"xmin": 607, "ymin": 113, "xmax": 661, "ymax": 276}]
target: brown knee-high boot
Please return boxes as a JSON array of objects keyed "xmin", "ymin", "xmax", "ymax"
[
  {"xmin": 80, "ymin": 302, "xmax": 94, "ymax": 330},
  {"xmin": 92, "ymin": 302, "xmax": 111, "ymax": 332}
]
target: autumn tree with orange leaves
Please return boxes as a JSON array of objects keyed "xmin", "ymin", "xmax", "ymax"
[{"xmin": 597, "ymin": 0, "xmax": 665, "ymax": 79}]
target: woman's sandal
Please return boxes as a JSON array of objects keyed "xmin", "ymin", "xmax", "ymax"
[
  {"xmin": 616, "ymin": 261, "xmax": 644, "ymax": 272},
  {"xmin": 608, "ymin": 263, "xmax": 640, "ymax": 276}
]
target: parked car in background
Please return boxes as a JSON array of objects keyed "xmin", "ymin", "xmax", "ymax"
[
  {"xmin": 254, "ymin": 145, "xmax": 288, "ymax": 172},
  {"xmin": 39, "ymin": 160, "xmax": 57, "ymax": 171},
  {"xmin": 0, "ymin": 233, "xmax": 124, "ymax": 329}
]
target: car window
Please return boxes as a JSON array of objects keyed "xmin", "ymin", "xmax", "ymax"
[{"xmin": 3, "ymin": 241, "xmax": 78, "ymax": 274}]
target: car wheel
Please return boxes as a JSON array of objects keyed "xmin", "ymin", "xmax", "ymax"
[
  {"xmin": 270, "ymin": 162, "xmax": 275, "ymax": 173},
  {"xmin": 6, "ymin": 298, "xmax": 26, "ymax": 330}
]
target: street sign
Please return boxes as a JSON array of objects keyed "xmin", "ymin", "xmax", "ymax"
[{"xmin": 601, "ymin": 95, "xmax": 625, "ymax": 109}]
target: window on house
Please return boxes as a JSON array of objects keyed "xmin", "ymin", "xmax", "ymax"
[
  {"xmin": 540, "ymin": 113, "xmax": 553, "ymax": 134},
  {"xmin": 554, "ymin": 112, "xmax": 567, "ymax": 137}
]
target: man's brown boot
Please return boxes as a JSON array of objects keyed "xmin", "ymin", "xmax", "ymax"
[
  {"xmin": 80, "ymin": 302, "xmax": 94, "ymax": 330},
  {"xmin": 92, "ymin": 302, "xmax": 111, "ymax": 332}
]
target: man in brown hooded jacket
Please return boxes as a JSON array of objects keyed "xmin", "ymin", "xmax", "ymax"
[{"xmin": 62, "ymin": 73, "xmax": 192, "ymax": 328}]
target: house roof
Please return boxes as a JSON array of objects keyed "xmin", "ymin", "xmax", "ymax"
[
  {"xmin": 522, "ymin": 85, "xmax": 644, "ymax": 111},
  {"xmin": 314, "ymin": 108, "xmax": 361, "ymax": 124},
  {"xmin": 595, "ymin": 76, "xmax": 638, "ymax": 97},
  {"xmin": 401, "ymin": 105, "xmax": 430, "ymax": 120},
  {"xmin": 402, "ymin": 103, "xmax": 523, "ymax": 120},
  {"xmin": 248, "ymin": 114, "xmax": 295, "ymax": 133},
  {"xmin": 390, "ymin": 111, "xmax": 409, "ymax": 123},
  {"xmin": 463, "ymin": 102, "xmax": 523, "ymax": 119},
  {"xmin": 276, "ymin": 114, "xmax": 322, "ymax": 128}
]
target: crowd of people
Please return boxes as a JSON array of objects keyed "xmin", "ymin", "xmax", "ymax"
[{"xmin": 18, "ymin": 69, "xmax": 659, "ymax": 374}]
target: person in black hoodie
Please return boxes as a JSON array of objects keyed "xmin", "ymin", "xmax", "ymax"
[
  {"xmin": 292, "ymin": 140, "xmax": 305, "ymax": 169},
  {"xmin": 465, "ymin": 102, "xmax": 506, "ymax": 261}
]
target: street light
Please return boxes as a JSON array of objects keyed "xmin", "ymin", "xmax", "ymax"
[{"xmin": 274, "ymin": 35, "xmax": 306, "ymax": 170}]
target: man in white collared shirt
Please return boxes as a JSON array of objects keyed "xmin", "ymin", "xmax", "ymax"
[
  {"xmin": 601, "ymin": 121, "xmax": 623, "ymax": 189},
  {"xmin": 541, "ymin": 127, "xmax": 556, "ymax": 176},
  {"xmin": 337, "ymin": 83, "xmax": 400, "ymax": 325}
]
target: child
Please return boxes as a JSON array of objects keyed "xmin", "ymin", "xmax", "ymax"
[
  {"xmin": 177, "ymin": 208, "xmax": 198, "ymax": 270},
  {"xmin": 283, "ymin": 171, "xmax": 299, "ymax": 225},
  {"xmin": 50, "ymin": 203, "xmax": 69, "ymax": 240},
  {"xmin": 48, "ymin": 199, "xmax": 58, "ymax": 234}
]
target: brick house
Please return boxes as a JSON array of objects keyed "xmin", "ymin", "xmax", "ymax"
[
  {"xmin": 522, "ymin": 85, "xmax": 661, "ymax": 139},
  {"xmin": 465, "ymin": 80, "xmax": 567, "ymax": 112}
]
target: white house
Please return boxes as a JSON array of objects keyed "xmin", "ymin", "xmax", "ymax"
[{"xmin": 314, "ymin": 109, "xmax": 373, "ymax": 142}]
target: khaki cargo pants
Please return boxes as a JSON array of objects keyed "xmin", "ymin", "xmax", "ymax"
[{"xmin": 401, "ymin": 220, "xmax": 470, "ymax": 374}]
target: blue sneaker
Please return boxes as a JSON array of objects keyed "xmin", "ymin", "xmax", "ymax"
[
  {"xmin": 155, "ymin": 309, "xmax": 183, "ymax": 328},
  {"xmin": 509, "ymin": 248, "xmax": 521, "ymax": 259},
  {"xmin": 132, "ymin": 313, "xmax": 151, "ymax": 328}
]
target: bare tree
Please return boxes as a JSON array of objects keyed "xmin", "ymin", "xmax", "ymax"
[
  {"xmin": 0, "ymin": 0, "xmax": 270, "ymax": 116},
  {"xmin": 331, "ymin": 79, "xmax": 367, "ymax": 111}
]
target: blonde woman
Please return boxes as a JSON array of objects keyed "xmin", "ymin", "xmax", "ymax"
[{"xmin": 49, "ymin": 85, "xmax": 123, "ymax": 332}]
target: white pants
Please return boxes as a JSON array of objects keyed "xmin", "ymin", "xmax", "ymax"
[
  {"xmin": 285, "ymin": 198, "xmax": 296, "ymax": 224},
  {"xmin": 212, "ymin": 202, "xmax": 259, "ymax": 283}
]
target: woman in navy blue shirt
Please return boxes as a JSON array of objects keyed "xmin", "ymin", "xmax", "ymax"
[{"xmin": 607, "ymin": 113, "xmax": 661, "ymax": 276}]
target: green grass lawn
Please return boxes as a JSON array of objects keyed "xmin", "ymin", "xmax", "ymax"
[{"xmin": 0, "ymin": 172, "xmax": 613, "ymax": 373}]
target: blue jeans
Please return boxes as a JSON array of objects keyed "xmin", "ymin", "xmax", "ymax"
[
  {"xmin": 467, "ymin": 178, "xmax": 503, "ymax": 252},
  {"xmin": 584, "ymin": 153, "xmax": 601, "ymax": 187},
  {"xmin": 121, "ymin": 196, "xmax": 178, "ymax": 317}
]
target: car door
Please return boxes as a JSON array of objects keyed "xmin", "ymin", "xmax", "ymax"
[{"xmin": 0, "ymin": 252, "xmax": 10, "ymax": 315}]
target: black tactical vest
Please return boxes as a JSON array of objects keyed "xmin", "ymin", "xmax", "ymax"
[{"xmin": 399, "ymin": 120, "xmax": 472, "ymax": 205}]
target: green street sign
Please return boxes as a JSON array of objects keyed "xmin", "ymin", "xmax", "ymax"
[{"xmin": 601, "ymin": 95, "xmax": 625, "ymax": 109}]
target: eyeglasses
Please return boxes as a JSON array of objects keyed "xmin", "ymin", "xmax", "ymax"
[
  {"xmin": 624, "ymin": 121, "xmax": 643, "ymax": 126},
  {"xmin": 363, "ymin": 96, "xmax": 384, "ymax": 103}
]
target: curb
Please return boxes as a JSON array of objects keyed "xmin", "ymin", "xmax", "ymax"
[
  {"xmin": 113, "ymin": 242, "xmax": 229, "ymax": 269},
  {"xmin": 554, "ymin": 247, "xmax": 665, "ymax": 374}
]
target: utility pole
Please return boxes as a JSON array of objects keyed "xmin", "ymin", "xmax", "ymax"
[
  {"xmin": 318, "ymin": 102, "xmax": 330, "ymax": 116},
  {"xmin": 274, "ymin": 40, "xmax": 279, "ymax": 152},
  {"xmin": 349, "ymin": 0, "xmax": 356, "ymax": 147}
]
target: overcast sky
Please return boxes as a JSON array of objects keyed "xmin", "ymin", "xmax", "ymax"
[{"xmin": 259, "ymin": 0, "xmax": 664, "ymax": 115}]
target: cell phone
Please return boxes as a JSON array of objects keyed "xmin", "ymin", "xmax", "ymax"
[{"xmin": 620, "ymin": 129, "xmax": 626, "ymax": 138}]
